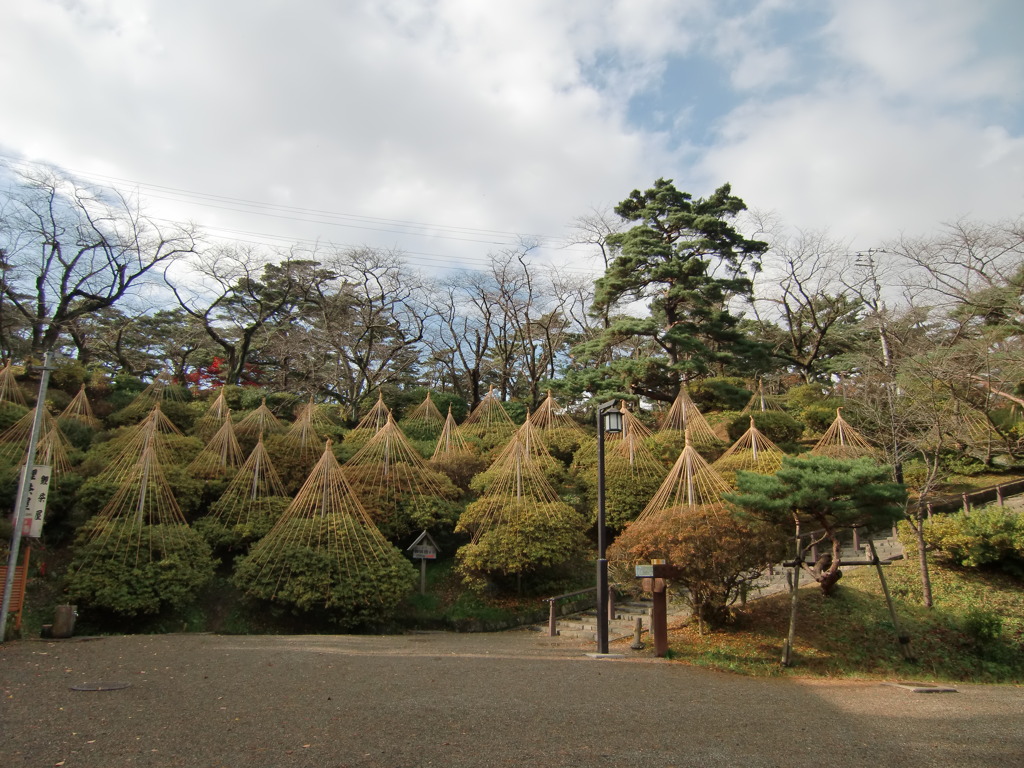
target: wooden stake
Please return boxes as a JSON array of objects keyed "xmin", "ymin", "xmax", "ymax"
[{"xmin": 869, "ymin": 539, "xmax": 915, "ymax": 663}]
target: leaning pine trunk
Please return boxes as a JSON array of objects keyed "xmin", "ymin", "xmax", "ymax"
[{"xmin": 815, "ymin": 535, "xmax": 843, "ymax": 596}]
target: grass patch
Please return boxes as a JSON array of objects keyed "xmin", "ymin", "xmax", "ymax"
[{"xmin": 659, "ymin": 557, "xmax": 1024, "ymax": 683}]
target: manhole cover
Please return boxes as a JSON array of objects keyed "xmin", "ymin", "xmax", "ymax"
[
  {"xmin": 882, "ymin": 681, "xmax": 957, "ymax": 693},
  {"xmin": 70, "ymin": 682, "xmax": 132, "ymax": 692}
]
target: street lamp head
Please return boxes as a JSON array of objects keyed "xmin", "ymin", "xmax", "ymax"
[{"xmin": 603, "ymin": 409, "xmax": 624, "ymax": 434}]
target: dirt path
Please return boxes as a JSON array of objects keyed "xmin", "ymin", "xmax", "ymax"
[{"xmin": 3, "ymin": 631, "xmax": 1022, "ymax": 767}]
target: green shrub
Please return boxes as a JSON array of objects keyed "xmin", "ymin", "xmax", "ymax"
[
  {"xmin": 48, "ymin": 359, "xmax": 90, "ymax": 395},
  {"xmin": 940, "ymin": 452, "xmax": 988, "ymax": 477},
  {"xmin": 687, "ymin": 377, "xmax": 752, "ymax": 412},
  {"xmin": 961, "ymin": 607, "xmax": 1004, "ymax": 645},
  {"xmin": 571, "ymin": 443, "xmax": 666, "ymax": 531},
  {"xmin": 541, "ymin": 426, "xmax": 587, "ymax": 467},
  {"xmin": 783, "ymin": 383, "xmax": 839, "ymax": 410},
  {"xmin": 430, "ymin": 392, "xmax": 469, "ymax": 423},
  {"xmin": 799, "ymin": 405, "xmax": 838, "ymax": 435},
  {"xmin": 428, "ymin": 451, "xmax": 488, "ymax": 492},
  {"xmin": 0, "ymin": 401, "xmax": 29, "ymax": 431},
  {"xmin": 925, "ymin": 507, "xmax": 1024, "ymax": 576},
  {"xmin": 56, "ymin": 417, "xmax": 99, "ymax": 452},
  {"xmin": 397, "ymin": 417, "xmax": 443, "ymax": 442},
  {"xmin": 344, "ymin": 464, "xmax": 462, "ymax": 541},
  {"xmin": 455, "ymin": 500, "xmax": 589, "ymax": 587},
  {"xmin": 232, "ymin": 520, "xmax": 416, "ymax": 630},
  {"xmin": 194, "ymin": 495, "xmax": 292, "ymax": 555},
  {"xmin": 65, "ymin": 521, "xmax": 215, "ymax": 616}
]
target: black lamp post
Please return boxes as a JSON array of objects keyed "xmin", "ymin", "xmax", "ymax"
[{"xmin": 595, "ymin": 400, "xmax": 623, "ymax": 654}]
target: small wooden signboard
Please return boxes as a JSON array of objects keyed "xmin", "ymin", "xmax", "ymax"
[
  {"xmin": 406, "ymin": 530, "xmax": 441, "ymax": 594},
  {"xmin": 407, "ymin": 530, "xmax": 440, "ymax": 560}
]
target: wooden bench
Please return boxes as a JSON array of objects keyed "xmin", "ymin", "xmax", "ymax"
[{"xmin": 1, "ymin": 547, "xmax": 31, "ymax": 633}]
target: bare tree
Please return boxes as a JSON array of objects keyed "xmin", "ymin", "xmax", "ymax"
[
  {"xmin": 752, "ymin": 229, "xmax": 862, "ymax": 383},
  {"xmin": 166, "ymin": 244, "xmax": 331, "ymax": 385},
  {"xmin": 313, "ymin": 247, "xmax": 430, "ymax": 419},
  {"xmin": 426, "ymin": 268, "xmax": 500, "ymax": 409},
  {"xmin": 0, "ymin": 165, "xmax": 198, "ymax": 358}
]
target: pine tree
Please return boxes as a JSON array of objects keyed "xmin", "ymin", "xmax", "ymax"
[{"xmin": 726, "ymin": 456, "xmax": 906, "ymax": 594}]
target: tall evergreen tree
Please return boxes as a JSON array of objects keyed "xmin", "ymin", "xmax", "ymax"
[{"xmin": 576, "ymin": 179, "xmax": 768, "ymax": 403}]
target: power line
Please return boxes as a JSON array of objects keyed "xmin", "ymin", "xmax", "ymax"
[
  {"xmin": 174, "ymin": 220, "xmax": 604, "ymax": 275},
  {"xmin": 0, "ymin": 152, "xmax": 600, "ymax": 254}
]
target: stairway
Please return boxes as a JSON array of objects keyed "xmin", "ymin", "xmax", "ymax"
[
  {"xmin": 539, "ymin": 598, "xmax": 689, "ymax": 641},
  {"xmin": 538, "ymin": 534, "xmax": 905, "ymax": 641},
  {"xmin": 744, "ymin": 533, "xmax": 905, "ymax": 599}
]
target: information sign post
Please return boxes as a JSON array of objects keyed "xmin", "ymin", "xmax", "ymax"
[{"xmin": 406, "ymin": 530, "xmax": 441, "ymax": 595}]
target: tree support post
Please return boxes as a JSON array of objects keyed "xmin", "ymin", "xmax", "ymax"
[
  {"xmin": 782, "ymin": 519, "xmax": 801, "ymax": 667},
  {"xmin": 781, "ymin": 566, "xmax": 800, "ymax": 667},
  {"xmin": 869, "ymin": 539, "xmax": 915, "ymax": 663}
]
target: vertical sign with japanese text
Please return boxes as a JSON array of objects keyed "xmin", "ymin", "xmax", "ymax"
[{"xmin": 19, "ymin": 464, "xmax": 52, "ymax": 538}]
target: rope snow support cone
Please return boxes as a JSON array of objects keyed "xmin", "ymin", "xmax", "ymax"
[
  {"xmin": 95, "ymin": 404, "xmax": 185, "ymax": 481},
  {"xmin": 658, "ymin": 387, "xmax": 722, "ymax": 447},
  {"xmin": 0, "ymin": 407, "xmax": 73, "ymax": 476},
  {"xmin": 193, "ymin": 390, "xmax": 230, "ymax": 441},
  {"xmin": 0, "ymin": 360, "xmax": 27, "ymax": 406},
  {"xmin": 740, "ymin": 380, "xmax": 785, "ymax": 413},
  {"xmin": 809, "ymin": 408, "xmax": 877, "ymax": 459},
  {"xmin": 111, "ymin": 373, "xmax": 184, "ymax": 422},
  {"xmin": 635, "ymin": 430, "xmax": 732, "ymax": 523},
  {"xmin": 343, "ymin": 414, "xmax": 460, "ymax": 539},
  {"xmin": 455, "ymin": 417, "xmax": 565, "ymax": 542},
  {"xmin": 531, "ymin": 390, "xmax": 585, "ymax": 434},
  {"xmin": 458, "ymin": 386, "xmax": 515, "ymax": 439},
  {"xmin": 237, "ymin": 441, "xmax": 412, "ymax": 607},
  {"xmin": 195, "ymin": 435, "xmax": 290, "ymax": 550},
  {"xmin": 432, "ymin": 406, "xmax": 471, "ymax": 459},
  {"xmin": 282, "ymin": 398, "xmax": 330, "ymax": 464},
  {"xmin": 188, "ymin": 411, "xmax": 245, "ymax": 479},
  {"xmin": 59, "ymin": 384, "xmax": 101, "ymax": 429},
  {"xmin": 404, "ymin": 392, "xmax": 445, "ymax": 430},
  {"xmin": 713, "ymin": 416, "xmax": 786, "ymax": 482},
  {"xmin": 235, "ymin": 398, "xmax": 286, "ymax": 440}
]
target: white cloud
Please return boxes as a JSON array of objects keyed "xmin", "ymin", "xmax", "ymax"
[
  {"xmin": 696, "ymin": 91, "xmax": 1024, "ymax": 249},
  {"xmin": 824, "ymin": 0, "xmax": 1023, "ymax": 104},
  {"xmin": 1, "ymin": 1, "xmax": 693, "ymax": 267},
  {"xmin": 0, "ymin": 0, "xmax": 1021, "ymax": 275}
]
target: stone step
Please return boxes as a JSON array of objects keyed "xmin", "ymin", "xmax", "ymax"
[{"xmin": 539, "ymin": 536, "xmax": 905, "ymax": 640}]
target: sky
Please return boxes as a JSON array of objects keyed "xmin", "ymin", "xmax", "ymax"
[{"xmin": 1, "ymin": 0, "xmax": 1022, "ymax": 277}]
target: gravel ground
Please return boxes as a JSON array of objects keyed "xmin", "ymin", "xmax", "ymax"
[{"xmin": 2, "ymin": 630, "xmax": 1022, "ymax": 768}]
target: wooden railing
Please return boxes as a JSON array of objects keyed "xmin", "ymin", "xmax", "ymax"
[
  {"xmin": 919, "ymin": 477, "xmax": 1024, "ymax": 517},
  {"xmin": 0, "ymin": 547, "xmax": 31, "ymax": 633}
]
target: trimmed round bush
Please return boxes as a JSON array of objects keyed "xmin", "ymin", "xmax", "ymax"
[
  {"xmin": 65, "ymin": 521, "xmax": 215, "ymax": 616},
  {"xmin": 456, "ymin": 500, "xmax": 589, "ymax": 586},
  {"xmin": 925, "ymin": 507, "xmax": 1024, "ymax": 577},
  {"xmin": 232, "ymin": 519, "xmax": 417, "ymax": 630}
]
